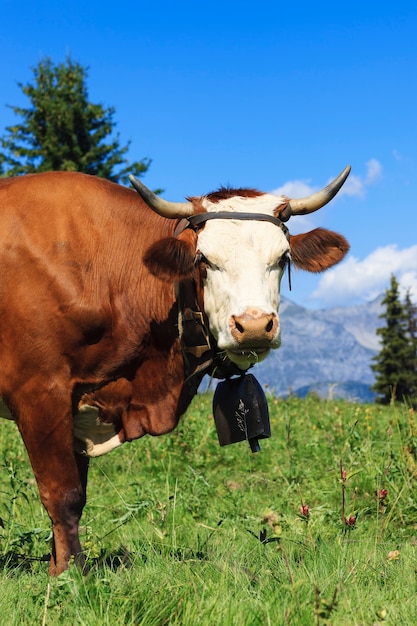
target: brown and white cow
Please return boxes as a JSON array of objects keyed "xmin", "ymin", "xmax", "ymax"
[{"xmin": 0, "ymin": 166, "xmax": 350, "ymax": 574}]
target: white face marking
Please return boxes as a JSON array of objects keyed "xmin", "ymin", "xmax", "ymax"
[{"xmin": 197, "ymin": 193, "xmax": 290, "ymax": 369}]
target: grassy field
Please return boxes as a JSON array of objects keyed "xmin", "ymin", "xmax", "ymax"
[{"xmin": 0, "ymin": 392, "xmax": 417, "ymax": 625}]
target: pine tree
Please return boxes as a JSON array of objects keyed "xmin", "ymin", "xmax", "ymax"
[
  {"xmin": 371, "ymin": 275, "xmax": 417, "ymax": 407},
  {"xmin": 0, "ymin": 57, "xmax": 150, "ymax": 184},
  {"xmin": 404, "ymin": 289, "xmax": 417, "ymax": 390},
  {"xmin": 404, "ymin": 289, "xmax": 417, "ymax": 342}
]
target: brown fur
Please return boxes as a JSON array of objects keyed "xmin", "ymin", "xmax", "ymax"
[
  {"xmin": 144, "ymin": 229, "xmax": 197, "ymax": 282},
  {"xmin": 290, "ymin": 228, "xmax": 350, "ymax": 272},
  {"xmin": 201, "ymin": 186, "xmax": 264, "ymax": 203},
  {"xmin": 0, "ymin": 171, "xmax": 194, "ymax": 575}
]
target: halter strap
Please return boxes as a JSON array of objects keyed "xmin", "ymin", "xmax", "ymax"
[
  {"xmin": 186, "ymin": 211, "xmax": 290, "ymax": 240},
  {"xmin": 174, "ymin": 211, "xmax": 290, "ymax": 240}
]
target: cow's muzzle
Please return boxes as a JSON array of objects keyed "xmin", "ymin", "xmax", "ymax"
[
  {"xmin": 227, "ymin": 308, "xmax": 279, "ymax": 367},
  {"xmin": 230, "ymin": 308, "xmax": 278, "ymax": 344}
]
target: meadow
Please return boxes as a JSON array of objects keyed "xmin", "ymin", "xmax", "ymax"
[{"xmin": 0, "ymin": 392, "xmax": 416, "ymax": 625}]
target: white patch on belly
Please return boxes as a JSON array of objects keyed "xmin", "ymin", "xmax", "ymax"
[
  {"xmin": 73, "ymin": 405, "xmax": 123, "ymax": 458},
  {"xmin": 0, "ymin": 398, "xmax": 122, "ymax": 458}
]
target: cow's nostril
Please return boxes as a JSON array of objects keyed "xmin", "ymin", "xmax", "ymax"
[
  {"xmin": 235, "ymin": 320, "xmax": 244, "ymax": 334},
  {"xmin": 266, "ymin": 318, "xmax": 274, "ymax": 333}
]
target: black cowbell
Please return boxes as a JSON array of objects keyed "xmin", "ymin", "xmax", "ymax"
[{"xmin": 213, "ymin": 373, "xmax": 271, "ymax": 453}]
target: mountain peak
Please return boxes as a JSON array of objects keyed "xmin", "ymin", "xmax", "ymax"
[{"xmin": 253, "ymin": 297, "xmax": 382, "ymax": 402}]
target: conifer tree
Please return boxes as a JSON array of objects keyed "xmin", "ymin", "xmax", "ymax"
[
  {"xmin": 0, "ymin": 57, "xmax": 150, "ymax": 184},
  {"xmin": 404, "ymin": 289, "xmax": 417, "ymax": 388},
  {"xmin": 371, "ymin": 275, "xmax": 417, "ymax": 406},
  {"xmin": 404, "ymin": 289, "xmax": 417, "ymax": 341}
]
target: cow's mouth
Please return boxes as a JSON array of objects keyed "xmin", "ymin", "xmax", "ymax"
[{"xmin": 227, "ymin": 347, "xmax": 270, "ymax": 369}]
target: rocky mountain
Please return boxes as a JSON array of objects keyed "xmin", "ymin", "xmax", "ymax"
[{"xmin": 250, "ymin": 296, "xmax": 383, "ymax": 402}]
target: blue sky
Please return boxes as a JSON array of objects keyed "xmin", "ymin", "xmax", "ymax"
[{"xmin": 1, "ymin": 0, "xmax": 416, "ymax": 309}]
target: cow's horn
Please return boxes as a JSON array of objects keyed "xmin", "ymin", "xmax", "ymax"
[
  {"xmin": 280, "ymin": 165, "xmax": 351, "ymax": 221},
  {"xmin": 129, "ymin": 175, "xmax": 194, "ymax": 218}
]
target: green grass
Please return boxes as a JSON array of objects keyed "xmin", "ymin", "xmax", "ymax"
[{"xmin": 1, "ymin": 393, "xmax": 417, "ymax": 625}]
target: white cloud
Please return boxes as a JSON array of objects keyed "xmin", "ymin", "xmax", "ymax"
[
  {"xmin": 309, "ymin": 244, "xmax": 417, "ymax": 307},
  {"xmin": 365, "ymin": 158, "xmax": 382, "ymax": 184},
  {"xmin": 272, "ymin": 159, "xmax": 382, "ymax": 201},
  {"xmin": 271, "ymin": 159, "xmax": 383, "ymax": 235},
  {"xmin": 337, "ymin": 159, "xmax": 382, "ymax": 198},
  {"xmin": 272, "ymin": 179, "xmax": 315, "ymax": 198}
]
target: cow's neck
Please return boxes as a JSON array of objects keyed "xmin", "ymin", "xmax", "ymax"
[
  {"xmin": 176, "ymin": 278, "xmax": 245, "ymax": 385},
  {"xmin": 176, "ymin": 279, "xmax": 214, "ymax": 381}
]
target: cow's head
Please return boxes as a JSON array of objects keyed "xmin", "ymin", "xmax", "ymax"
[{"xmin": 131, "ymin": 167, "xmax": 350, "ymax": 370}]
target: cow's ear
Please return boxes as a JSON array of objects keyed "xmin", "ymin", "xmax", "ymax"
[
  {"xmin": 290, "ymin": 228, "xmax": 349, "ymax": 272},
  {"xmin": 144, "ymin": 232, "xmax": 196, "ymax": 282}
]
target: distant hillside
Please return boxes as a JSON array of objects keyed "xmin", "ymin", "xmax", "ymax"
[
  {"xmin": 293, "ymin": 381, "xmax": 376, "ymax": 403},
  {"xmin": 251, "ymin": 296, "xmax": 383, "ymax": 402}
]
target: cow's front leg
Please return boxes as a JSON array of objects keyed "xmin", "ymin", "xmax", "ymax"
[
  {"xmin": 48, "ymin": 487, "xmax": 86, "ymax": 575},
  {"xmin": 48, "ymin": 452, "xmax": 90, "ymax": 574},
  {"xmin": 15, "ymin": 393, "xmax": 87, "ymax": 575}
]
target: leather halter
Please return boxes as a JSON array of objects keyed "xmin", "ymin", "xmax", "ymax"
[
  {"xmin": 180, "ymin": 211, "xmax": 290, "ymax": 241},
  {"xmin": 176, "ymin": 278, "xmax": 243, "ymax": 386}
]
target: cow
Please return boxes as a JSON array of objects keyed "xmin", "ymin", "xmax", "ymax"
[{"xmin": 0, "ymin": 166, "xmax": 350, "ymax": 574}]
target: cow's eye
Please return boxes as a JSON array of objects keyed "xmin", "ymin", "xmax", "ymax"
[
  {"xmin": 278, "ymin": 252, "xmax": 290, "ymax": 270},
  {"xmin": 195, "ymin": 251, "xmax": 212, "ymax": 268}
]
